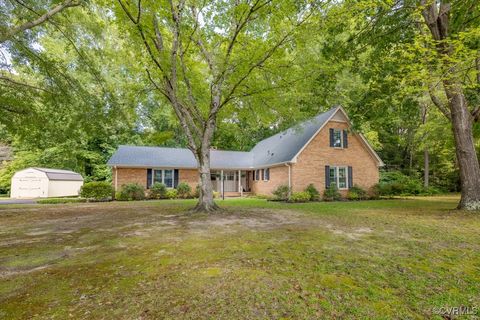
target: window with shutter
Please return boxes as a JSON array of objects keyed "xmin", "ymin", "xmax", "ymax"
[{"xmin": 326, "ymin": 166, "xmax": 349, "ymax": 190}]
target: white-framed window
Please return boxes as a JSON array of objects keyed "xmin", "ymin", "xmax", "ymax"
[
  {"xmin": 263, "ymin": 168, "xmax": 270, "ymax": 181},
  {"xmin": 333, "ymin": 129, "xmax": 343, "ymax": 148},
  {"xmin": 255, "ymin": 169, "xmax": 260, "ymax": 181},
  {"xmin": 329, "ymin": 166, "xmax": 348, "ymax": 189},
  {"xmin": 152, "ymin": 169, "xmax": 174, "ymax": 188}
]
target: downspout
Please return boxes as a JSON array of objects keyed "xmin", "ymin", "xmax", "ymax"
[
  {"xmin": 114, "ymin": 166, "xmax": 118, "ymax": 192},
  {"xmin": 285, "ymin": 163, "xmax": 292, "ymax": 197}
]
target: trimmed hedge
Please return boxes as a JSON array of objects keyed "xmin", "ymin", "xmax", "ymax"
[
  {"xmin": 165, "ymin": 189, "xmax": 178, "ymax": 199},
  {"xmin": 289, "ymin": 191, "xmax": 311, "ymax": 203},
  {"xmin": 80, "ymin": 181, "xmax": 113, "ymax": 200}
]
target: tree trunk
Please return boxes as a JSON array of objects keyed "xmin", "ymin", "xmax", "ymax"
[
  {"xmin": 424, "ymin": 148, "xmax": 429, "ymax": 188},
  {"xmin": 420, "ymin": 1, "xmax": 480, "ymax": 210},
  {"xmin": 445, "ymin": 81, "xmax": 480, "ymax": 210},
  {"xmin": 193, "ymin": 148, "xmax": 219, "ymax": 212}
]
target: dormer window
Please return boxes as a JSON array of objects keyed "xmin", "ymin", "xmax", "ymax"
[{"xmin": 329, "ymin": 128, "xmax": 348, "ymax": 148}]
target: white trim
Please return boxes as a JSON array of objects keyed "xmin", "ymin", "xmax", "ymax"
[
  {"xmin": 332, "ymin": 128, "xmax": 344, "ymax": 148},
  {"xmin": 358, "ymin": 133, "xmax": 385, "ymax": 167},
  {"xmin": 114, "ymin": 166, "xmax": 118, "ymax": 191},
  {"xmin": 152, "ymin": 168, "xmax": 175, "ymax": 188},
  {"xmin": 329, "ymin": 166, "xmax": 349, "ymax": 190}
]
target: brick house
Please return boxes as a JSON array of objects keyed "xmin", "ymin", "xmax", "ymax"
[{"xmin": 107, "ymin": 107, "xmax": 384, "ymax": 196}]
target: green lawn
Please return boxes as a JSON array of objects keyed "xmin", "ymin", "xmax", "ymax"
[{"xmin": 0, "ymin": 196, "xmax": 479, "ymax": 319}]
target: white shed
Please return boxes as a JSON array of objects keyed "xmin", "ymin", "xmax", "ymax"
[{"xmin": 10, "ymin": 168, "xmax": 84, "ymax": 199}]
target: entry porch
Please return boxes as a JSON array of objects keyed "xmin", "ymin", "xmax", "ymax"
[{"xmin": 211, "ymin": 170, "xmax": 252, "ymax": 196}]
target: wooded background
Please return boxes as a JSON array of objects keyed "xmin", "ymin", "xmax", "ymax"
[{"xmin": 1, "ymin": 0, "xmax": 479, "ymax": 199}]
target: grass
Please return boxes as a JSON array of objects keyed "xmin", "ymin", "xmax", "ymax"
[
  {"xmin": 37, "ymin": 197, "xmax": 87, "ymax": 204},
  {"xmin": 0, "ymin": 195, "xmax": 479, "ymax": 319}
]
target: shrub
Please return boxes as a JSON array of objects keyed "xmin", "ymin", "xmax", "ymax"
[
  {"xmin": 118, "ymin": 183, "xmax": 145, "ymax": 201},
  {"xmin": 38, "ymin": 198, "xmax": 86, "ymax": 204},
  {"xmin": 165, "ymin": 189, "xmax": 178, "ymax": 199},
  {"xmin": 80, "ymin": 181, "xmax": 113, "ymax": 200},
  {"xmin": 272, "ymin": 185, "xmax": 290, "ymax": 201},
  {"xmin": 304, "ymin": 184, "xmax": 320, "ymax": 201},
  {"xmin": 368, "ymin": 184, "xmax": 381, "ymax": 200},
  {"xmin": 289, "ymin": 191, "xmax": 311, "ymax": 203},
  {"xmin": 149, "ymin": 182, "xmax": 167, "ymax": 199},
  {"xmin": 213, "ymin": 191, "xmax": 220, "ymax": 198},
  {"xmin": 193, "ymin": 185, "xmax": 200, "ymax": 198},
  {"xmin": 347, "ymin": 185, "xmax": 367, "ymax": 201},
  {"xmin": 176, "ymin": 182, "xmax": 192, "ymax": 199},
  {"xmin": 378, "ymin": 171, "xmax": 424, "ymax": 196},
  {"xmin": 323, "ymin": 183, "xmax": 341, "ymax": 201},
  {"xmin": 115, "ymin": 191, "xmax": 126, "ymax": 201}
]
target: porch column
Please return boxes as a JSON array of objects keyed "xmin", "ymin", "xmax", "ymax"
[
  {"xmin": 238, "ymin": 170, "xmax": 242, "ymax": 197},
  {"xmin": 220, "ymin": 170, "xmax": 224, "ymax": 198}
]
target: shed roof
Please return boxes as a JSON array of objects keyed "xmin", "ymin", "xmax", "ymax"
[
  {"xmin": 107, "ymin": 106, "xmax": 383, "ymax": 169},
  {"xmin": 33, "ymin": 168, "xmax": 84, "ymax": 181}
]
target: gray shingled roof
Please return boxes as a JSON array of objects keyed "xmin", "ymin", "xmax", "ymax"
[
  {"xmin": 107, "ymin": 107, "xmax": 340, "ymax": 169},
  {"xmin": 33, "ymin": 168, "xmax": 84, "ymax": 181}
]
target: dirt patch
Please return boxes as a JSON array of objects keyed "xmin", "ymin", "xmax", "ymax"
[{"xmin": 325, "ymin": 224, "xmax": 373, "ymax": 240}]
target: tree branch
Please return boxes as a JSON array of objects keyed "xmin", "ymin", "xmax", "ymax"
[
  {"xmin": 0, "ymin": 74, "xmax": 52, "ymax": 93},
  {"xmin": 0, "ymin": 0, "xmax": 81, "ymax": 43}
]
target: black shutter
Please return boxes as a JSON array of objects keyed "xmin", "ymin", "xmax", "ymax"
[
  {"xmin": 343, "ymin": 130, "xmax": 348, "ymax": 148},
  {"xmin": 147, "ymin": 169, "xmax": 152, "ymax": 189},
  {"xmin": 329, "ymin": 128, "xmax": 334, "ymax": 147},
  {"xmin": 348, "ymin": 166, "xmax": 353, "ymax": 189},
  {"xmin": 261, "ymin": 169, "xmax": 264, "ymax": 180},
  {"xmin": 174, "ymin": 169, "xmax": 179, "ymax": 188},
  {"xmin": 325, "ymin": 165, "xmax": 330, "ymax": 188}
]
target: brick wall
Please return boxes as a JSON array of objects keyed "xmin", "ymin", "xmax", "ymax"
[
  {"xmin": 113, "ymin": 168, "xmax": 147, "ymax": 191},
  {"xmin": 292, "ymin": 120, "xmax": 380, "ymax": 194},
  {"xmin": 113, "ymin": 167, "xmax": 199, "ymax": 192},
  {"xmin": 251, "ymin": 165, "xmax": 289, "ymax": 196},
  {"xmin": 179, "ymin": 169, "xmax": 198, "ymax": 189}
]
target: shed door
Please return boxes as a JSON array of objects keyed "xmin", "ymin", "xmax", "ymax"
[{"xmin": 18, "ymin": 178, "xmax": 44, "ymax": 198}]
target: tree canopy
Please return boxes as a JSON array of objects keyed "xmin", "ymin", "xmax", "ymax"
[{"xmin": 0, "ymin": 0, "xmax": 479, "ymax": 209}]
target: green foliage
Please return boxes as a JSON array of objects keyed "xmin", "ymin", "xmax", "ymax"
[
  {"xmin": 118, "ymin": 183, "xmax": 145, "ymax": 201},
  {"xmin": 165, "ymin": 189, "xmax": 178, "ymax": 199},
  {"xmin": 289, "ymin": 191, "xmax": 311, "ymax": 203},
  {"xmin": 323, "ymin": 184, "xmax": 342, "ymax": 201},
  {"xmin": 272, "ymin": 185, "xmax": 290, "ymax": 201},
  {"xmin": 193, "ymin": 185, "xmax": 200, "ymax": 198},
  {"xmin": 149, "ymin": 183, "xmax": 167, "ymax": 199},
  {"xmin": 346, "ymin": 185, "xmax": 368, "ymax": 201},
  {"xmin": 213, "ymin": 191, "xmax": 220, "ymax": 199},
  {"xmin": 80, "ymin": 181, "xmax": 112, "ymax": 200},
  {"xmin": 377, "ymin": 171, "xmax": 440, "ymax": 196},
  {"xmin": 304, "ymin": 184, "xmax": 320, "ymax": 201},
  {"xmin": 176, "ymin": 182, "xmax": 192, "ymax": 199},
  {"xmin": 37, "ymin": 198, "xmax": 86, "ymax": 204}
]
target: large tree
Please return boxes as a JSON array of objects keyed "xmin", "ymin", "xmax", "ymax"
[
  {"xmin": 115, "ymin": 0, "xmax": 313, "ymax": 211},
  {"xmin": 418, "ymin": 0, "xmax": 480, "ymax": 209}
]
